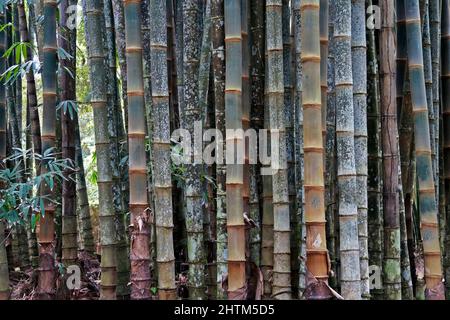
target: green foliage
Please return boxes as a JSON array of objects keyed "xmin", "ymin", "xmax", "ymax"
[
  {"xmin": 0, "ymin": 148, "xmax": 75, "ymax": 230},
  {"xmin": 57, "ymin": 100, "xmax": 78, "ymax": 120}
]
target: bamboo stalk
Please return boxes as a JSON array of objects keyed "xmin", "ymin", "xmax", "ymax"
[
  {"xmin": 292, "ymin": 0, "xmax": 307, "ymax": 297},
  {"xmin": 0, "ymin": 3, "xmax": 10, "ymax": 301},
  {"xmin": 334, "ymin": 0, "xmax": 361, "ymax": 300},
  {"xmin": 266, "ymin": 0, "xmax": 291, "ymax": 300},
  {"xmin": 148, "ymin": 0, "xmax": 177, "ymax": 300},
  {"xmin": 325, "ymin": 0, "xmax": 338, "ymax": 291},
  {"xmin": 422, "ymin": 0, "xmax": 438, "ymax": 206},
  {"xmin": 74, "ymin": 114, "xmax": 95, "ymax": 253},
  {"xmin": 405, "ymin": 0, "xmax": 444, "ymax": 299},
  {"xmin": 441, "ymin": 0, "xmax": 450, "ymax": 298},
  {"xmin": 351, "ymin": 0, "xmax": 369, "ymax": 299},
  {"xmin": 111, "ymin": 0, "xmax": 128, "ymax": 134},
  {"xmin": 380, "ymin": 0, "xmax": 401, "ymax": 300},
  {"xmin": 105, "ymin": 0, "xmax": 130, "ymax": 299},
  {"xmin": 141, "ymin": 0, "xmax": 157, "ymax": 290},
  {"xmin": 59, "ymin": 0, "xmax": 78, "ymax": 267},
  {"xmin": 122, "ymin": 0, "xmax": 152, "ymax": 300},
  {"xmin": 181, "ymin": 0, "xmax": 207, "ymax": 300},
  {"xmin": 37, "ymin": 0, "xmax": 58, "ymax": 299},
  {"xmin": 260, "ymin": 2, "xmax": 274, "ymax": 298},
  {"xmin": 225, "ymin": 0, "xmax": 246, "ymax": 299},
  {"xmin": 429, "ymin": 0, "xmax": 441, "ymax": 219},
  {"xmin": 300, "ymin": 0, "xmax": 329, "ymax": 290},
  {"xmin": 282, "ymin": 0, "xmax": 297, "ymax": 294},
  {"xmin": 211, "ymin": 0, "xmax": 227, "ymax": 300},
  {"xmin": 82, "ymin": 0, "xmax": 118, "ymax": 299},
  {"xmin": 249, "ymin": 0, "xmax": 264, "ymax": 273},
  {"xmin": 366, "ymin": 0, "xmax": 384, "ymax": 300},
  {"xmin": 301, "ymin": 0, "xmax": 328, "ymax": 289},
  {"xmin": 398, "ymin": 164, "xmax": 414, "ymax": 299}
]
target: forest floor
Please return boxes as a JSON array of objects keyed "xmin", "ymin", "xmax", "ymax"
[{"xmin": 9, "ymin": 252, "xmax": 100, "ymax": 300}]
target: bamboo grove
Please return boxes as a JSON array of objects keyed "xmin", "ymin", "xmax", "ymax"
[{"xmin": 0, "ymin": 0, "xmax": 450, "ymax": 301}]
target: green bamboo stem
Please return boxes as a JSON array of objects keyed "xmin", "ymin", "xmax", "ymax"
[
  {"xmin": 37, "ymin": 0, "xmax": 58, "ymax": 299},
  {"xmin": 366, "ymin": 0, "xmax": 383, "ymax": 300},
  {"xmin": 0, "ymin": 4, "xmax": 10, "ymax": 301},
  {"xmin": 334, "ymin": 0, "xmax": 361, "ymax": 300},
  {"xmin": 122, "ymin": 0, "xmax": 152, "ymax": 300},
  {"xmin": 225, "ymin": 0, "xmax": 246, "ymax": 299},
  {"xmin": 83, "ymin": 0, "xmax": 118, "ymax": 300},
  {"xmin": 148, "ymin": 0, "xmax": 177, "ymax": 300},
  {"xmin": 351, "ymin": 0, "xmax": 369, "ymax": 299},
  {"xmin": 405, "ymin": 0, "xmax": 444, "ymax": 299},
  {"xmin": 211, "ymin": 0, "xmax": 227, "ymax": 300}
]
